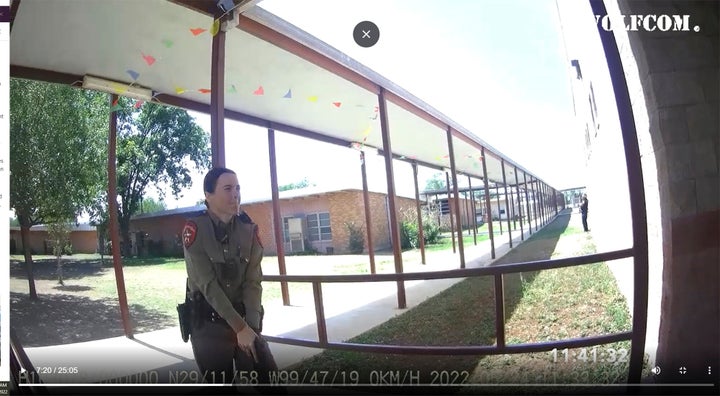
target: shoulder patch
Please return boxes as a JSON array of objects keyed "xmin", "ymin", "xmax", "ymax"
[{"xmin": 182, "ymin": 221, "xmax": 198, "ymax": 248}]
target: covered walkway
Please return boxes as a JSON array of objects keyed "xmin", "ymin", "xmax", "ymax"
[{"xmin": 21, "ymin": 212, "xmax": 557, "ymax": 385}]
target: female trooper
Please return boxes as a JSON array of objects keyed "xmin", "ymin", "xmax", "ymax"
[{"xmin": 182, "ymin": 167, "xmax": 279, "ymax": 388}]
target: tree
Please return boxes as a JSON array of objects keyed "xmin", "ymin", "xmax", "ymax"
[
  {"xmin": 138, "ymin": 196, "xmax": 167, "ymax": 214},
  {"xmin": 114, "ymin": 98, "xmax": 210, "ymax": 256},
  {"xmin": 10, "ymin": 78, "xmax": 107, "ymax": 299},
  {"xmin": 47, "ymin": 221, "xmax": 72, "ymax": 286},
  {"xmin": 87, "ymin": 194, "xmax": 110, "ymax": 263},
  {"xmin": 279, "ymin": 177, "xmax": 313, "ymax": 192},
  {"xmin": 424, "ymin": 172, "xmax": 446, "ymax": 191}
]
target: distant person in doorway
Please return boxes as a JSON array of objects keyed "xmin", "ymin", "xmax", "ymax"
[{"xmin": 580, "ymin": 194, "xmax": 589, "ymax": 232}]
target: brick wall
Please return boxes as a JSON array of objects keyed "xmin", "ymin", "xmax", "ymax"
[
  {"xmin": 129, "ymin": 190, "xmax": 425, "ymax": 256},
  {"xmin": 10, "ymin": 229, "xmax": 98, "ymax": 255}
]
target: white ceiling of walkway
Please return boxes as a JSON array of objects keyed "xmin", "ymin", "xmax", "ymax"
[{"xmin": 10, "ymin": 0, "xmax": 548, "ymax": 187}]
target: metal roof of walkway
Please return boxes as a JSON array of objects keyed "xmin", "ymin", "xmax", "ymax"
[{"xmin": 10, "ymin": 0, "xmax": 554, "ymax": 188}]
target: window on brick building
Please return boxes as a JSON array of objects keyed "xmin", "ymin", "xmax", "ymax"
[
  {"xmin": 282, "ymin": 217, "xmax": 292, "ymax": 243},
  {"xmin": 307, "ymin": 212, "xmax": 332, "ymax": 241}
]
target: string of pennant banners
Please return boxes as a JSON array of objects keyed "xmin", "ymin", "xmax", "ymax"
[{"xmin": 105, "ymin": 14, "xmax": 486, "ymax": 169}]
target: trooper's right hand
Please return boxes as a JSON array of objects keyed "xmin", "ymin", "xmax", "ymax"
[{"xmin": 236, "ymin": 325, "xmax": 258, "ymax": 363}]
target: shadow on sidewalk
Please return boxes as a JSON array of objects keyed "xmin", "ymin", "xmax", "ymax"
[{"xmin": 11, "ymin": 292, "xmax": 175, "ymax": 347}]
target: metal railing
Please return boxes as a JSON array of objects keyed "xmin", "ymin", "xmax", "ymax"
[{"xmin": 263, "ymin": 245, "xmax": 635, "ymax": 355}]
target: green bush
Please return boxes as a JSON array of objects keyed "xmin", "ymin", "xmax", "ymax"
[
  {"xmin": 422, "ymin": 220, "xmax": 441, "ymax": 244},
  {"xmin": 345, "ymin": 222, "xmax": 365, "ymax": 254},
  {"xmin": 400, "ymin": 221, "xmax": 418, "ymax": 250}
]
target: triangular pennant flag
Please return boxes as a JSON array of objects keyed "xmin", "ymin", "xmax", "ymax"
[
  {"xmin": 362, "ymin": 126, "xmax": 371, "ymax": 136},
  {"xmin": 142, "ymin": 53, "xmax": 156, "ymax": 66},
  {"xmin": 175, "ymin": 86, "xmax": 186, "ymax": 94},
  {"xmin": 283, "ymin": 89, "xmax": 292, "ymax": 98},
  {"xmin": 198, "ymin": 88, "xmax": 211, "ymax": 94},
  {"xmin": 110, "ymin": 82, "xmax": 128, "ymax": 95},
  {"xmin": 134, "ymin": 100, "xmax": 144, "ymax": 109},
  {"xmin": 399, "ymin": 155, "xmax": 406, "ymax": 160},
  {"xmin": 253, "ymin": 86, "xmax": 264, "ymax": 95},
  {"xmin": 211, "ymin": 19, "xmax": 220, "ymax": 36},
  {"xmin": 162, "ymin": 39, "xmax": 174, "ymax": 48},
  {"xmin": 190, "ymin": 28, "xmax": 206, "ymax": 36},
  {"xmin": 228, "ymin": 84, "xmax": 237, "ymax": 93},
  {"xmin": 110, "ymin": 98, "xmax": 121, "ymax": 112},
  {"xmin": 307, "ymin": 96, "xmax": 318, "ymax": 102},
  {"xmin": 126, "ymin": 69, "xmax": 140, "ymax": 81},
  {"xmin": 443, "ymin": 154, "xmax": 449, "ymax": 158},
  {"xmin": 332, "ymin": 102, "xmax": 342, "ymax": 108}
]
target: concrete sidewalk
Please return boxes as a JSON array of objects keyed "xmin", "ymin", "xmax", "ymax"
[{"xmin": 22, "ymin": 216, "xmax": 561, "ymax": 384}]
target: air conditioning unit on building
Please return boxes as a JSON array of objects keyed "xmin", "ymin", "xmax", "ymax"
[{"xmin": 288, "ymin": 218, "xmax": 304, "ymax": 252}]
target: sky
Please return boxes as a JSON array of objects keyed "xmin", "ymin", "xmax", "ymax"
[{"xmin": 153, "ymin": 0, "xmax": 595, "ymax": 209}]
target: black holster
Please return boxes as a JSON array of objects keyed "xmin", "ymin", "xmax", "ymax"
[{"xmin": 176, "ymin": 279, "xmax": 192, "ymax": 342}]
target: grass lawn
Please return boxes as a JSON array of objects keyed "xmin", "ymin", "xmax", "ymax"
[{"xmin": 287, "ymin": 213, "xmax": 639, "ymax": 390}]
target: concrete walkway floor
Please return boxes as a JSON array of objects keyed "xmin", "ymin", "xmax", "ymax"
[{"xmin": 21, "ymin": 215, "xmax": 563, "ymax": 386}]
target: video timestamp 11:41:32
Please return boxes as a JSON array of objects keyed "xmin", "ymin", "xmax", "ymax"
[{"xmin": 551, "ymin": 347, "xmax": 629, "ymax": 364}]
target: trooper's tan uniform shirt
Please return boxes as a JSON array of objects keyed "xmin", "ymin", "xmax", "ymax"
[{"xmin": 182, "ymin": 210, "xmax": 263, "ymax": 333}]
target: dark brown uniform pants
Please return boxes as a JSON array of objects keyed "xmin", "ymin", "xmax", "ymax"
[
  {"xmin": 190, "ymin": 319, "xmax": 285, "ymax": 394},
  {"xmin": 191, "ymin": 320, "xmax": 255, "ymax": 384}
]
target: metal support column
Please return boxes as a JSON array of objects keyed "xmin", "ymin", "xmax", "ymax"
[
  {"xmin": 464, "ymin": 190, "xmax": 471, "ymax": 236},
  {"xmin": 360, "ymin": 151, "xmax": 377, "ymax": 274},
  {"xmin": 510, "ymin": 189, "xmax": 516, "ymax": 231},
  {"xmin": 532, "ymin": 178, "xmax": 539, "ymax": 231},
  {"xmin": 501, "ymin": 159, "xmax": 512, "ymax": 248},
  {"xmin": 108, "ymin": 94, "xmax": 133, "ymax": 339},
  {"xmin": 445, "ymin": 171, "xmax": 456, "ymax": 253},
  {"xmin": 468, "ymin": 175, "xmax": 477, "ymax": 245},
  {"xmin": 515, "ymin": 166, "xmax": 524, "ymax": 241},
  {"xmin": 378, "ymin": 87, "xmax": 406, "ymax": 309},
  {"xmin": 447, "ymin": 127, "xmax": 465, "ymax": 269},
  {"xmin": 209, "ymin": 18, "xmax": 226, "ymax": 167},
  {"xmin": 481, "ymin": 147, "xmax": 495, "ymax": 259},
  {"xmin": 524, "ymin": 172, "xmax": 533, "ymax": 235},
  {"xmin": 268, "ymin": 129, "xmax": 290, "ymax": 306},
  {"xmin": 412, "ymin": 162, "xmax": 426, "ymax": 265},
  {"xmin": 496, "ymin": 185, "xmax": 503, "ymax": 235}
]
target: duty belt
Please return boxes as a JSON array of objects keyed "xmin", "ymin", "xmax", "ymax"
[{"xmin": 202, "ymin": 300, "xmax": 246, "ymax": 324}]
